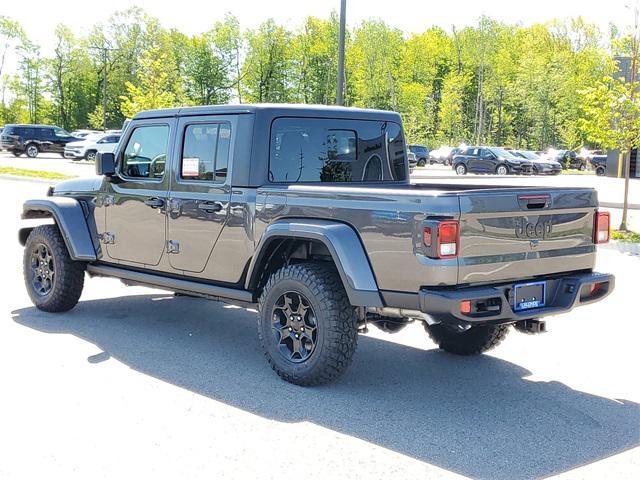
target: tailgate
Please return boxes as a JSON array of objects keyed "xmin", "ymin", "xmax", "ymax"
[{"xmin": 457, "ymin": 188, "xmax": 598, "ymax": 285}]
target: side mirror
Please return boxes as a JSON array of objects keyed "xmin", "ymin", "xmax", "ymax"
[{"xmin": 96, "ymin": 152, "xmax": 116, "ymax": 176}]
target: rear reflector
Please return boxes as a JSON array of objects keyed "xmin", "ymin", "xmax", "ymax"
[
  {"xmin": 590, "ymin": 282, "xmax": 602, "ymax": 296},
  {"xmin": 423, "ymin": 226, "xmax": 433, "ymax": 247},
  {"xmin": 594, "ymin": 211, "xmax": 610, "ymax": 244},
  {"xmin": 438, "ymin": 221, "xmax": 459, "ymax": 258},
  {"xmin": 460, "ymin": 300, "xmax": 471, "ymax": 314}
]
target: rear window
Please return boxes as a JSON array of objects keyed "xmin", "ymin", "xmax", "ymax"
[{"xmin": 269, "ymin": 117, "xmax": 407, "ymax": 183}]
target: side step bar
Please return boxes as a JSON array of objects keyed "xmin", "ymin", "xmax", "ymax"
[{"xmin": 86, "ymin": 264, "xmax": 254, "ymax": 304}]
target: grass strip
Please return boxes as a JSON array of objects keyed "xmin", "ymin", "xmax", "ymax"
[{"xmin": 0, "ymin": 166, "xmax": 75, "ymax": 180}]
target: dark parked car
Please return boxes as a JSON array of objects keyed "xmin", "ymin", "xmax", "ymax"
[
  {"xmin": 0, "ymin": 124, "xmax": 81, "ymax": 158},
  {"xmin": 18, "ymin": 104, "xmax": 614, "ymax": 386},
  {"xmin": 407, "ymin": 144, "xmax": 429, "ymax": 166},
  {"xmin": 513, "ymin": 150, "xmax": 562, "ymax": 175},
  {"xmin": 591, "ymin": 155, "xmax": 607, "ymax": 175},
  {"xmin": 453, "ymin": 146, "xmax": 533, "ymax": 175}
]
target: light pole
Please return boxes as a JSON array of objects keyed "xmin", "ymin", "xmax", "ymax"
[{"xmin": 336, "ymin": 0, "xmax": 346, "ymax": 106}]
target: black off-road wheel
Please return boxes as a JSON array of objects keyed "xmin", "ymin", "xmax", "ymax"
[
  {"xmin": 258, "ymin": 263, "xmax": 358, "ymax": 386},
  {"xmin": 425, "ymin": 322, "xmax": 509, "ymax": 355},
  {"xmin": 23, "ymin": 225, "xmax": 85, "ymax": 312}
]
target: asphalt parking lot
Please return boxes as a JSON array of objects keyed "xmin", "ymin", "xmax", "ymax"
[
  {"xmin": 0, "ymin": 150, "xmax": 96, "ymax": 177},
  {"xmin": 0, "ymin": 176, "xmax": 638, "ymax": 479}
]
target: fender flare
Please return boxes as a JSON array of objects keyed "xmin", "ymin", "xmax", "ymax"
[
  {"xmin": 20, "ymin": 198, "xmax": 97, "ymax": 261},
  {"xmin": 246, "ymin": 219, "xmax": 383, "ymax": 307}
]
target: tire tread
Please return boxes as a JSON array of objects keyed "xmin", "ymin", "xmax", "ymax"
[
  {"xmin": 23, "ymin": 224, "xmax": 84, "ymax": 312},
  {"xmin": 258, "ymin": 263, "xmax": 357, "ymax": 386}
]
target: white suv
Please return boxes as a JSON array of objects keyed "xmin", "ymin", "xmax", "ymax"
[{"xmin": 64, "ymin": 132, "xmax": 121, "ymax": 161}]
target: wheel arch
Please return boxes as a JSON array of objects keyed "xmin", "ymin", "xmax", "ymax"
[
  {"xmin": 246, "ymin": 219, "xmax": 383, "ymax": 307},
  {"xmin": 20, "ymin": 198, "xmax": 97, "ymax": 261}
]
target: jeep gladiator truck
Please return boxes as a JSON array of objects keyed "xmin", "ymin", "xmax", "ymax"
[{"xmin": 19, "ymin": 104, "xmax": 614, "ymax": 386}]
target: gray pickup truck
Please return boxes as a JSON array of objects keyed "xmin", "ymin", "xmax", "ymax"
[{"xmin": 19, "ymin": 104, "xmax": 614, "ymax": 386}]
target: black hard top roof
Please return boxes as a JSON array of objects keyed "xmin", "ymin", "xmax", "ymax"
[
  {"xmin": 133, "ymin": 103, "xmax": 401, "ymax": 122},
  {"xmin": 3, "ymin": 124, "xmax": 58, "ymax": 128}
]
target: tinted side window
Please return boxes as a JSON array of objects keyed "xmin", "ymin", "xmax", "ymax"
[
  {"xmin": 269, "ymin": 118, "xmax": 406, "ymax": 183},
  {"xmin": 39, "ymin": 128, "xmax": 53, "ymax": 139},
  {"xmin": 122, "ymin": 125, "xmax": 169, "ymax": 179},
  {"xmin": 180, "ymin": 123, "xmax": 231, "ymax": 182},
  {"xmin": 53, "ymin": 127, "xmax": 70, "ymax": 137}
]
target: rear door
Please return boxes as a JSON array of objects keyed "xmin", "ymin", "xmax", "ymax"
[
  {"xmin": 479, "ymin": 148, "xmax": 497, "ymax": 172},
  {"xmin": 457, "ymin": 188, "xmax": 598, "ymax": 285},
  {"xmin": 466, "ymin": 148, "xmax": 483, "ymax": 172},
  {"xmin": 166, "ymin": 116, "xmax": 233, "ymax": 273}
]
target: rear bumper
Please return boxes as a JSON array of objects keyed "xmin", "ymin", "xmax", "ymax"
[
  {"xmin": 417, "ymin": 271, "xmax": 614, "ymax": 325},
  {"xmin": 1, "ymin": 141, "xmax": 19, "ymax": 150}
]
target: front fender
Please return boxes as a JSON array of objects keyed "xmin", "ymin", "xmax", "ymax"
[
  {"xmin": 247, "ymin": 219, "xmax": 383, "ymax": 307},
  {"xmin": 20, "ymin": 198, "xmax": 97, "ymax": 261}
]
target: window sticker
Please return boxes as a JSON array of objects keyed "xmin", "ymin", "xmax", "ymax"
[{"xmin": 182, "ymin": 157, "xmax": 200, "ymax": 177}]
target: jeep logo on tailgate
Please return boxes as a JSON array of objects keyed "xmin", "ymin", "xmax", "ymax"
[{"xmin": 515, "ymin": 218, "xmax": 552, "ymax": 239}]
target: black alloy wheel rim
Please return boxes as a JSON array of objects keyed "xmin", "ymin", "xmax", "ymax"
[
  {"xmin": 30, "ymin": 243, "xmax": 55, "ymax": 296},
  {"xmin": 271, "ymin": 291, "xmax": 318, "ymax": 363},
  {"xmin": 27, "ymin": 146, "xmax": 38, "ymax": 157}
]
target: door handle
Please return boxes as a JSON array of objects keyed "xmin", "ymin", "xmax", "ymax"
[
  {"xmin": 144, "ymin": 197, "xmax": 164, "ymax": 209},
  {"xmin": 197, "ymin": 201, "xmax": 223, "ymax": 212}
]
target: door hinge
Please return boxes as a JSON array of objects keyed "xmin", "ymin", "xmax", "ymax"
[
  {"xmin": 166, "ymin": 240, "xmax": 180, "ymax": 254},
  {"xmin": 104, "ymin": 195, "xmax": 115, "ymax": 207},
  {"xmin": 99, "ymin": 232, "xmax": 115, "ymax": 244}
]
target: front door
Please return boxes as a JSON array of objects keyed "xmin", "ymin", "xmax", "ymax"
[
  {"xmin": 104, "ymin": 121, "xmax": 173, "ymax": 266},
  {"xmin": 166, "ymin": 117, "xmax": 233, "ymax": 273}
]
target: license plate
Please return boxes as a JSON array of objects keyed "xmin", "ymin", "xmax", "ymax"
[{"xmin": 514, "ymin": 281, "xmax": 546, "ymax": 311}]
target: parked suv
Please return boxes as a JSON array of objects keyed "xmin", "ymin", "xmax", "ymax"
[
  {"xmin": 407, "ymin": 144, "xmax": 429, "ymax": 166},
  {"xmin": 453, "ymin": 146, "xmax": 533, "ymax": 175},
  {"xmin": 64, "ymin": 132, "xmax": 121, "ymax": 161},
  {"xmin": 590, "ymin": 155, "xmax": 607, "ymax": 176},
  {"xmin": 0, "ymin": 124, "xmax": 81, "ymax": 157},
  {"xmin": 18, "ymin": 105, "xmax": 614, "ymax": 386},
  {"xmin": 547, "ymin": 150, "xmax": 587, "ymax": 170}
]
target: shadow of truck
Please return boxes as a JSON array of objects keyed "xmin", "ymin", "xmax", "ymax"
[{"xmin": 12, "ymin": 294, "xmax": 640, "ymax": 480}]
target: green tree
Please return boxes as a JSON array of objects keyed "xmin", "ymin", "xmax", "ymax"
[
  {"xmin": 347, "ymin": 20, "xmax": 403, "ymax": 110},
  {"xmin": 120, "ymin": 34, "xmax": 180, "ymax": 117},
  {"xmin": 242, "ymin": 19, "xmax": 293, "ymax": 102}
]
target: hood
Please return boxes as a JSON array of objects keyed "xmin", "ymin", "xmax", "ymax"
[
  {"xmin": 53, "ymin": 176, "xmax": 103, "ymax": 194},
  {"xmin": 66, "ymin": 140, "xmax": 89, "ymax": 148}
]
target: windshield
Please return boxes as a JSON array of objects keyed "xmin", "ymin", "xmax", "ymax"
[
  {"xmin": 518, "ymin": 151, "xmax": 540, "ymax": 160},
  {"xmin": 490, "ymin": 147, "xmax": 518, "ymax": 158}
]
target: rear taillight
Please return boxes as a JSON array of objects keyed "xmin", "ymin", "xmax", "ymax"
[
  {"xmin": 424, "ymin": 220, "xmax": 459, "ymax": 258},
  {"xmin": 594, "ymin": 211, "xmax": 610, "ymax": 244}
]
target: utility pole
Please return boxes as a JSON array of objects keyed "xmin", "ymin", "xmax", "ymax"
[
  {"xmin": 621, "ymin": 5, "xmax": 639, "ymax": 231},
  {"xmin": 89, "ymin": 45, "xmax": 116, "ymax": 131},
  {"xmin": 102, "ymin": 47, "xmax": 107, "ymax": 131},
  {"xmin": 336, "ymin": 0, "xmax": 346, "ymax": 106}
]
